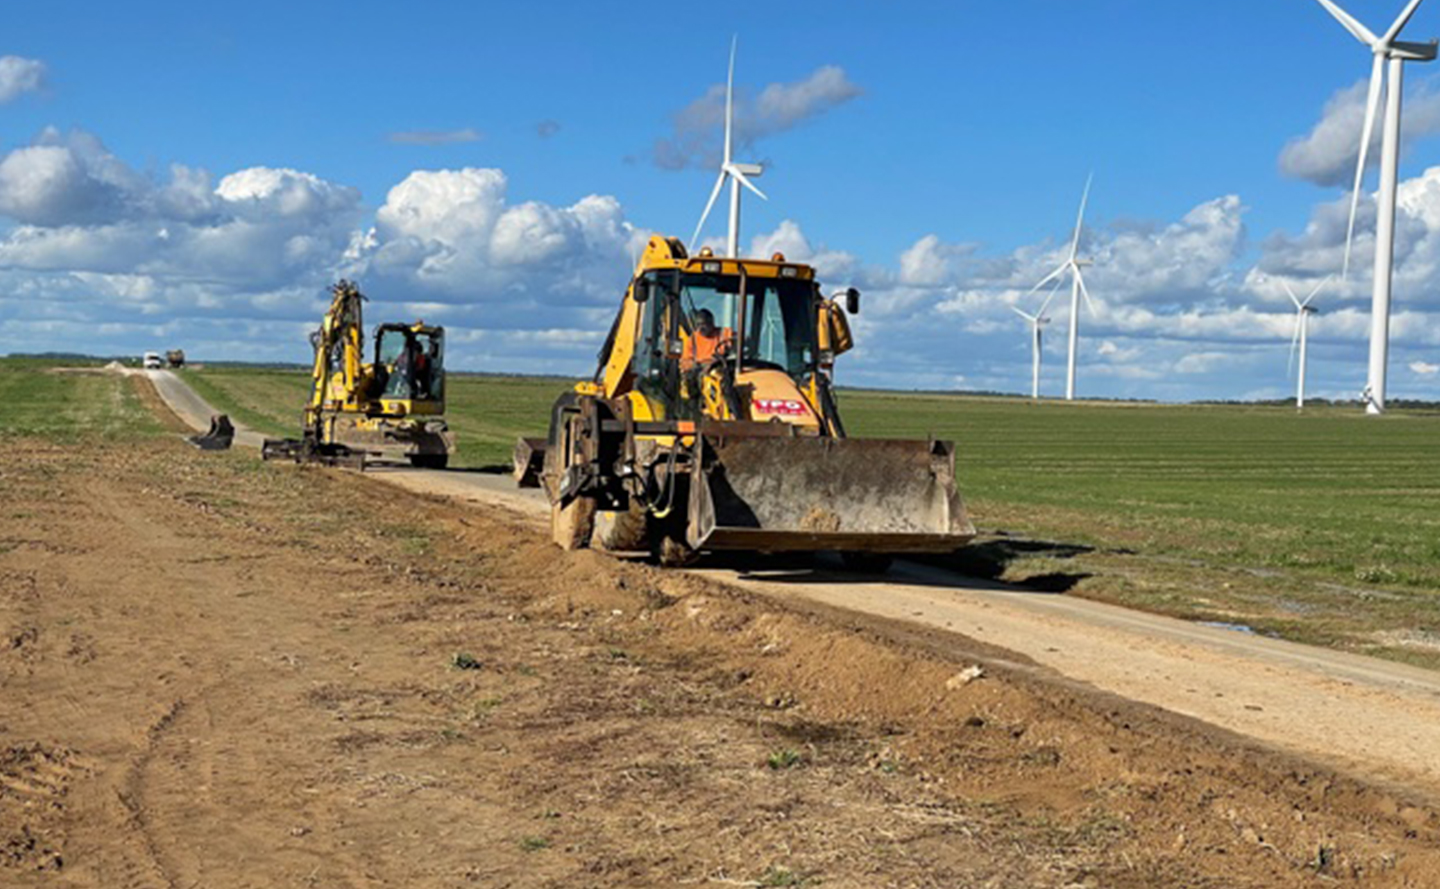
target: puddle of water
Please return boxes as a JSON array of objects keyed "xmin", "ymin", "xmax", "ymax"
[{"xmin": 1197, "ymin": 621, "xmax": 1257, "ymax": 635}]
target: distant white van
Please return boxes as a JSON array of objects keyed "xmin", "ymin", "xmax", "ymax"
[{"xmin": 143, "ymin": 352, "xmax": 163, "ymax": 369}]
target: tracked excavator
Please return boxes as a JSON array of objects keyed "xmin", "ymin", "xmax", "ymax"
[
  {"xmin": 262, "ymin": 280, "xmax": 455, "ymax": 468},
  {"xmin": 515, "ymin": 236, "xmax": 974, "ymax": 571}
]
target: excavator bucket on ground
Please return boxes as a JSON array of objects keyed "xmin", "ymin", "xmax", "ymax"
[
  {"xmin": 187, "ymin": 414, "xmax": 235, "ymax": 451},
  {"xmin": 688, "ymin": 435, "xmax": 974, "ymax": 553}
]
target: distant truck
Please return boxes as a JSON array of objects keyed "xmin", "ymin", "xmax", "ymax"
[
  {"xmin": 143, "ymin": 352, "xmax": 163, "ymax": 369},
  {"xmin": 166, "ymin": 349, "xmax": 185, "ymax": 368}
]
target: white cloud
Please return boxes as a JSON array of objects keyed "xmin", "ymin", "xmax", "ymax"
[
  {"xmin": 0, "ymin": 56, "xmax": 46, "ymax": 103},
  {"xmin": 1280, "ymin": 78, "xmax": 1440, "ymax": 187},
  {"xmin": 367, "ymin": 168, "xmax": 645, "ymax": 314},
  {"xmin": 653, "ymin": 65, "xmax": 861, "ymax": 170},
  {"xmin": 388, "ymin": 128, "xmax": 483, "ymax": 146},
  {"xmin": 1412, "ymin": 360, "xmax": 1440, "ymax": 375}
]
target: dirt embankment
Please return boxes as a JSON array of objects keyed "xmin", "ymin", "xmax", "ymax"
[{"xmin": 1, "ymin": 428, "xmax": 1438, "ymax": 887}]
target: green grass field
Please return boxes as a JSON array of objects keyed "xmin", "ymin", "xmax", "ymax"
[
  {"xmin": 75, "ymin": 362, "xmax": 1440, "ymax": 667},
  {"xmin": 0, "ymin": 361, "xmax": 160, "ymax": 440}
]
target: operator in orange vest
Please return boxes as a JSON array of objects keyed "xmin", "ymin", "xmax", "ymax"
[{"xmin": 680, "ymin": 309, "xmax": 734, "ymax": 370}]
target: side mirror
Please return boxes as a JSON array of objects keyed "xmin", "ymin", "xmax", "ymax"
[
  {"xmin": 633, "ymin": 276, "xmax": 651, "ymax": 304},
  {"xmin": 845, "ymin": 287, "xmax": 860, "ymax": 315}
]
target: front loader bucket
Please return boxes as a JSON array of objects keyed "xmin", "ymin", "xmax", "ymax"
[{"xmin": 688, "ymin": 436, "xmax": 975, "ymax": 553}]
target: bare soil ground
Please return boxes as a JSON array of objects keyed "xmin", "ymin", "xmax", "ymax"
[{"xmin": 3, "ymin": 384, "xmax": 1440, "ymax": 886}]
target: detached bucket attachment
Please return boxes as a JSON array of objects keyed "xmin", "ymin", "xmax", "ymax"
[
  {"xmin": 688, "ymin": 436, "xmax": 974, "ymax": 554},
  {"xmin": 513, "ymin": 437, "xmax": 547, "ymax": 488},
  {"xmin": 187, "ymin": 414, "xmax": 235, "ymax": 451}
]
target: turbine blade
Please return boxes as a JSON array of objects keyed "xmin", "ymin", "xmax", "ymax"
[
  {"xmin": 1345, "ymin": 55, "xmax": 1386, "ymax": 278},
  {"xmin": 729, "ymin": 166, "xmax": 768, "ymax": 201},
  {"xmin": 692, "ymin": 170, "xmax": 728, "ymax": 249},
  {"xmin": 1037, "ymin": 274, "xmax": 1065, "ymax": 318},
  {"xmin": 1315, "ymin": 0, "xmax": 1380, "ymax": 45},
  {"xmin": 1382, "ymin": 0, "xmax": 1426, "ymax": 45},
  {"xmin": 1075, "ymin": 267, "xmax": 1097, "ymax": 314},
  {"xmin": 1011, "ymin": 305, "xmax": 1036, "ymax": 322},
  {"xmin": 1282, "ymin": 280, "xmax": 1303, "ymax": 309},
  {"xmin": 724, "ymin": 36, "xmax": 737, "ymax": 165},
  {"xmin": 1027, "ymin": 262, "xmax": 1068, "ymax": 296},
  {"xmin": 1071, "ymin": 172, "xmax": 1093, "ymax": 260},
  {"xmin": 1304, "ymin": 274, "xmax": 1333, "ymax": 306}
]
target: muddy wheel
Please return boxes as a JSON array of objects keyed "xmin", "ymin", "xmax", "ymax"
[
  {"xmin": 409, "ymin": 453, "xmax": 448, "ymax": 470},
  {"xmin": 551, "ymin": 497, "xmax": 596, "ymax": 551},
  {"xmin": 840, "ymin": 552, "xmax": 894, "ymax": 574}
]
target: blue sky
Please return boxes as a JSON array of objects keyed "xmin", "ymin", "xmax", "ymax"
[{"xmin": 4, "ymin": 0, "xmax": 1440, "ymax": 401}]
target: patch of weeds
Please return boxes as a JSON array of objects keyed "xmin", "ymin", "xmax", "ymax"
[
  {"xmin": 767, "ymin": 748, "xmax": 803, "ymax": 770},
  {"xmin": 519, "ymin": 835, "xmax": 550, "ymax": 852},
  {"xmin": 878, "ymin": 760, "xmax": 899, "ymax": 774},
  {"xmin": 516, "ymin": 664, "xmax": 538, "ymax": 677},
  {"xmin": 758, "ymin": 866, "xmax": 810, "ymax": 886},
  {"xmin": 437, "ymin": 727, "xmax": 467, "ymax": 743},
  {"xmin": 472, "ymin": 697, "xmax": 503, "ymax": 719},
  {"xmin": 607, "ymin": 647, "xmax": 629, "ymax": 660},
  {"xmin": 452, "ymin": 652, "xmax": 483, "ymax": 671}
]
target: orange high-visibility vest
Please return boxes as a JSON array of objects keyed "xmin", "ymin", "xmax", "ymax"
[{"xmin": 681, "ymin": 328, "xmax": 734, "ymax": 369}]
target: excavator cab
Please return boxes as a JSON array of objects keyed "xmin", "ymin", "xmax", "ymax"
[{"xmin": 375, "ymin": 324, "xmax": 445, "ymax": 411}]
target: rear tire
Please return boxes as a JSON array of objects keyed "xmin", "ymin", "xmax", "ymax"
[
  {"xmin": 551, "ymin": 497, "xmax": 596, "ymax": 551},
  {"xmin": 840, "ymin": 552, "xmax": 894, "ymax": 574}
]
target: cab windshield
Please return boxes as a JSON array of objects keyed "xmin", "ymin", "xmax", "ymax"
[
  {"xmin": 376, "ymin": 327, "xmax": 444, "ymax": 400},
  {"xmin": 671, "ymin": 272, "xmax": 817, "ymax": 376}
]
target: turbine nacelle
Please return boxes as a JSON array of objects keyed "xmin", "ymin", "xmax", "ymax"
[{"xmin": 1386, "ymin": 39, "xmax": 1439, "ymax": 60}]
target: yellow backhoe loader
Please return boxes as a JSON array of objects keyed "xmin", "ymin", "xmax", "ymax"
[
  {"xmin": 262, "ymin": 280, "xmax": 454, "ymax": 468},
  {"xmin": 515, "ymin": 236, "xmax": 973, "ymax": 571}
]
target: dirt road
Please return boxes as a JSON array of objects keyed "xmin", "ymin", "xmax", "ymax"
[
  {"xmin": 4, "ymin": 382, "xmax": 1440, "ymax": 887},
  {"xmin": 146, "ymin": 369, "xmax": 1440, "ymax": 799}
]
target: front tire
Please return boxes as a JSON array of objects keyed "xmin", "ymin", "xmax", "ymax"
[{"xmin": 409, "ymin": 453, "xmax": 449, "ymax": 470}]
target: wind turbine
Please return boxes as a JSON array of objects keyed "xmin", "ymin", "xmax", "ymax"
[
  {"xmin": 1315, "ymin": 0, "xmax": 1437, "ymax": 414},
  {"xmin": 1283, "ymin": 277, "xmax": 1331, "ymax": 410},
  {"xmin": 691, "ymin": 37, "xmax": 767, "ymax": 259},
  {"xmin": 1012, "ymin": 284, "xmax": 1061, "ymax": 400},
  {"xmin": 1030, "ymin": 175, "xmax": 1096, "ymax": 401}
]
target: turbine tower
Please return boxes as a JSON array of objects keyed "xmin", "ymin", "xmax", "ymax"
[
  {"xmin": 1012, "ymin": 284, "xmax": 1061, "ymax": 400},
  {"xmin": 1315, "ymin": 0, "xmax": 1437, "ymax": 414},
  {"xmin": 692, "ymin": 37, "xmax": 767, "ymax": 259},
  {"xmin": 1284, "ymin": 277, "xmax": 1330, "ymax": 411},
  {"xmin": 1030, "ymin": 175, "xmax": 1096, "ymax": 401}
]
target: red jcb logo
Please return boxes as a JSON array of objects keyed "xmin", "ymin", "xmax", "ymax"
[{"xmin": 753, "ymin": 398, "xmax": 809, "ymax": 417}]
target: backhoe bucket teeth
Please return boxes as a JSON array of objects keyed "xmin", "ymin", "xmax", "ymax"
[
  {"xmin": 688, "ymin": 436, "xmax": 975, "ymax": 553},
  {"xmin": 187, "ymin": 414, "xmax": 235, "ymax": 451}
]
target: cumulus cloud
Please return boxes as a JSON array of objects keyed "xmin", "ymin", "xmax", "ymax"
[
  {"xmin": 0, "ymin": 56, "xmax": 46, "ymax": 103},
  {"xmin": 1280, "ymin": 77, "xmax": 1440, "ymax": 187},
  {"xmin": 653, "ymin": 65, "xmax": 861, "ymax": 170},
  {"xmin": 366, "ymin": 167, "xmax": 644, "ymax": 314},
  {"xmin": 388, "ymin": 128, "xmax": 483, "ymax": 146},
  {"xmin": 1412, "ymin": 360, "xmax": 1440, "ymax": 375}
]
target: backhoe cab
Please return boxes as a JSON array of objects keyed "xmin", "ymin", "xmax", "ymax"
[
  {"xmin": 263, "ymin": 280, "xmax": 455, "ymax": 469},
  {"xmin": 518, "ymin": 236, "xmax": 973, "ymax": 571}
]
